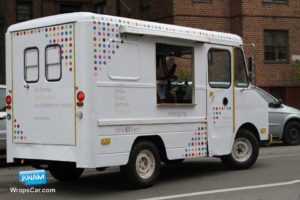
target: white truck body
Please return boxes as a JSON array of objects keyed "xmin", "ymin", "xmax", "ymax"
[{"xmin": 6, "ymin": 12, "xmax": 268, "ymax": 169}]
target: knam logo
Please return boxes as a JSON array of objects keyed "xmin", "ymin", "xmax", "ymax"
[{"xmin": 19, "ymin": 170, "xmax": 46, "ymax": 186}]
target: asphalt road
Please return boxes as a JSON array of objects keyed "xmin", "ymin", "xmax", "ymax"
[{"xmin": 0, "ymin": 142, "xmax": 300, "ymax": 200}]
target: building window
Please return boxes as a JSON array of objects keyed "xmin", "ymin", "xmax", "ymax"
[
  {"xmin": 156, "ymin": 43, "xmax": 194, "ymax": 104},
  {"xmin": 139, "ymin": 0, "xmax": 152, "ymax": 11},
  {"xmin": 95, "ymin": 1, "xmax": 106, "ymax": 14},
  {"xmin": 263, "ymin": 0, "xmax": 288, "ymax": 3},
  {"xmin": 208, "ymin": 49, "xmax": 231, "ymax": 88},
  {"xmin": 264, "ymin": 30, "xmax": 288, "ymax": 63},
  {"xmin": 60, "ymin": 5, "xmax": 82, "ymax": 14},
  {"xmin": 16, "ymin": 1, "xmax": 32, "ymax": 22}
]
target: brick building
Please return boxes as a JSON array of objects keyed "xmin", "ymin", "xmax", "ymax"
[{"xmin": 0, "ymin": 0, "xmax": 299, "ymax": 107}]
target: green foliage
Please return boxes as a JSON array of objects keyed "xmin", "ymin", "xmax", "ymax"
[
  {"xmin": 292, "ymin": 60, "xmax": 300, "ymax": 79},
  {"xmin": 176, "ymin": 68, "xmax": 192, "ymax": 81}
]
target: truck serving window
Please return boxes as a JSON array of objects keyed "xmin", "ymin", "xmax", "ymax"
[
  {"xmin": 45, "ymin": 45, "xmax": 62, "ymax": 81},
  {"xmin": 24, "ymin": 47, "xmax": 39, "ymax": 83},
  {"xmin": 208, "ymin": 49, "xmax": 231, "ymax": 88},
  {"xmin": 235, "ymin": 48, "xmax": 249, "ymax": 88},
  {"xmin": 156, "ymin": 43, "xmax": 194, "ymax": 104}
]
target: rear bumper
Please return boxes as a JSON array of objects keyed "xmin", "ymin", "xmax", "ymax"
[{"xmin": 7, "ymin": 143, "xmax": 76, "ymax": 163}]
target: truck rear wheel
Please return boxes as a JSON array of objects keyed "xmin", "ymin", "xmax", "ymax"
[
  {"xmin": 221, "ymin": 129, "xmax": 259, "ymax": 170},
  {"xmin": 121, "ymin": 141, "xmax": 161, "ymax": 189},
  {"xmin": 48, "ymin": 162, "xmax": 84, "ymax": 181}
]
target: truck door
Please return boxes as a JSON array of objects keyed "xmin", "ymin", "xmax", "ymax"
[
  {"xmin": 11, "ymin": 23, "xmax": 76, "ymax": 145},
  {"xmin": 206, "ymin": 44, "xmax": 233, "ymax": 155}
]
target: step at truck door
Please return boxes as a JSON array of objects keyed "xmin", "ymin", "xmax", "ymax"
[{"xmin": 11, "ymin": 23, "xmax": 76, "ymax": 145}]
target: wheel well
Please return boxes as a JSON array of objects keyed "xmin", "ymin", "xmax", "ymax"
[
  {"xmin": 237, "ymin": 123, "xmax": 260, "ymax": 142},
  {"xmin": 283, "ymin": 118, "xmax": 300, "ymax": 131},
  {"xmin": 282, "ymin": 118, "xmax": 300, "ymax": 137},
  {"xmin": 132, "ymin": 135, "xmax": 168, "ymax": 162}
]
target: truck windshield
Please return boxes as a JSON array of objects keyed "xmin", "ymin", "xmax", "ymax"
[{"xmin": 0, "ymin": 88, "xmax": 5, "ymax": 111}]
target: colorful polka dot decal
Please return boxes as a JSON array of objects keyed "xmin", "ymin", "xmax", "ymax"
[
  {"xmin": 91, "ymin": 16, "xmax": 124, "ymax": 74},
  {"xmin": 90, "ymin": 15, "xmax": 241, "ymax": 42},
  {"xmin": 212, "ymin": 106, "xmax": 232, "ymax": 125},
  {"xmin": 45, "ymin": 24, "xmax": 74, "ymax": 72},
  {"xmin": 184, "ymin": 122, "xmax": 208, "ymax": 158},
  {"xmin": 90, "ymin": 14, "xmax": 242, "ymax": 75},
  {"xmin": 13, "ymin": 118, "xmax": 26, "ymax": 142},
  {"xmin": 13, "ymin": 23, "xmax": 74, "ymax": 72}
]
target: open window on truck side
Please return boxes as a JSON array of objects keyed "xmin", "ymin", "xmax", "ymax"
[
  {"xmin": 45, "ymin": 44, "xmax": 62, "ymax": 81},
  {"xmin": 156, "ymin": 43, "xmax": 194, "ymax": 104},
  {"xmin": 24, "ymin": 47, "xmax": 39, "ymax": 83}
]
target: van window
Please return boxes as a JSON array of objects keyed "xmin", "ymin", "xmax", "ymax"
[
  {"xmin": 235, "ymin": 48, "xmax": 249, "ymax": 87},
  {"xmin": 156, "ymin": 43, "xmax": 193, "ymax": 104},
  {"xmin": 208, "ymin": 49, "xmax": 231, "ymax": 88},
  {"xmin": 45, "ymin": 45, "xmax": 62, "ymax": 81},
  {"xmin": 24, "ymin": 47, "xmax": 39, "ymax": 83}
]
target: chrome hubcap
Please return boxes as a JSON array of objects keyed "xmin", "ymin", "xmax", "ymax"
[
  {"xmin": 232, "ymin": 138, "xmax": 252, "ymax": 162},
  {"xmin": 136, "ymin": 150, "xmax": 155, "ymax": 179}
]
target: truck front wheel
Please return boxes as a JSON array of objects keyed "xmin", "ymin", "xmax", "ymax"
[
  {"xmin": 48, "ymin": 162, "xmax": 84, "ymax": 181},
  {"xmin": 283, "ymin": 121, "xmax": 300, "ymax": 145},
  {"xmin": 221, "ymin": 129, "xmax": 259, "ymax": 170},
  {"xmin": 121, "ymin": 141, "xmax": 161, "ymax": 189}
]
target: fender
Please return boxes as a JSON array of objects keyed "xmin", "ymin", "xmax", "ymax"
[{"xmin": 279, "ymin": 115, "xmax": 300, "ymax": 139}]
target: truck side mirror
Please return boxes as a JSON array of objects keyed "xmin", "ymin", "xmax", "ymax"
[
  {"xmin": 247, "ymin": 57, "xmax": 255, "ymax": 82},
  {"xmin": 269, "ymin": 99, "xmax": 283, "ymax": 108},
  {"xmin": 248, "ymin": 57, "xmax": 253, "ymax": 72},
  {"xmin": 277, "ymin": 99, "xmax": 283, "ymax": 106}
]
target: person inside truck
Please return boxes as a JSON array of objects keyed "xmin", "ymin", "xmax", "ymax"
[{"xmin": 156, "ymin": 56, "xmax": 178, "ymax": 103}]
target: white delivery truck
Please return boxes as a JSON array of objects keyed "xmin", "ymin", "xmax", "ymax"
[{"xmin": 6, "ymin": 12, "xmax": 269, "ymax": 188}]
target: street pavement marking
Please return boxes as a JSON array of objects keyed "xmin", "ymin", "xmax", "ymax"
[
  {"xmin": 259, "ymin": 153, "xmax": 300, "ymax": 159},
  {"xmin": 140, "ymin": 180, "xmax": 300, "ymax": 200}
]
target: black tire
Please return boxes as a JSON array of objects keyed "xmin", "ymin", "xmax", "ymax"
[
  {"xmin": 48, "ymin": 162, "xmax": 84, "ymax": 181},
  {"xmin": 283, "ymin": 121, "xmax": 300, "ymax": 145},
  {"xmin": 121, "ymin": 141, "xmax": 161, "ymax": 189},
  {"xmin": 221, "ymin": 129, "xmax": 259, "ymax": 170},
  {"xmin": 164, "ymin": 159, "xmax": 184, "ymax": 165}
]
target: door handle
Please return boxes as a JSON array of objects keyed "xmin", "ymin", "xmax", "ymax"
[
  {"xmin": 24, "ymin": 84, "xmax": 29, "ymax": 89},
  {"xmin": 223, "ymin": 97, "xmax": 228, "ymax": 106}
]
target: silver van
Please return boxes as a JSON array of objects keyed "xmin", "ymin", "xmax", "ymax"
[{"xmin": 253, "ymin": 86, "xmax": 300, "ymax": 145}]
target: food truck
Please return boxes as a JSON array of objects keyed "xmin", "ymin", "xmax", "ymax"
[{"xmin": 5, "ymin": 12, "xmax": 269, "ymax": 188}]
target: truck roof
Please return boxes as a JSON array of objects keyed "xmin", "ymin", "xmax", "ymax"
[{"xmin": 7, "ymin": 12, "xmax": 243, "ymax": 47}]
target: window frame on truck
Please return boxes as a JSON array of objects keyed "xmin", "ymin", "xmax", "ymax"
[
  {"xmin": 24, "ymin": 47, "xmax": 39, "ymax": 83},
  {"xmin": 45, "ymin": 44, "xmax": 62, "ymax": 82},
  {"xmin": 208, "ymin": 48, "xmax": 231, "ymax": 89},
  {"xmin": 235, "ymin": 48, "xmax": 249, "ymax": 88}
]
